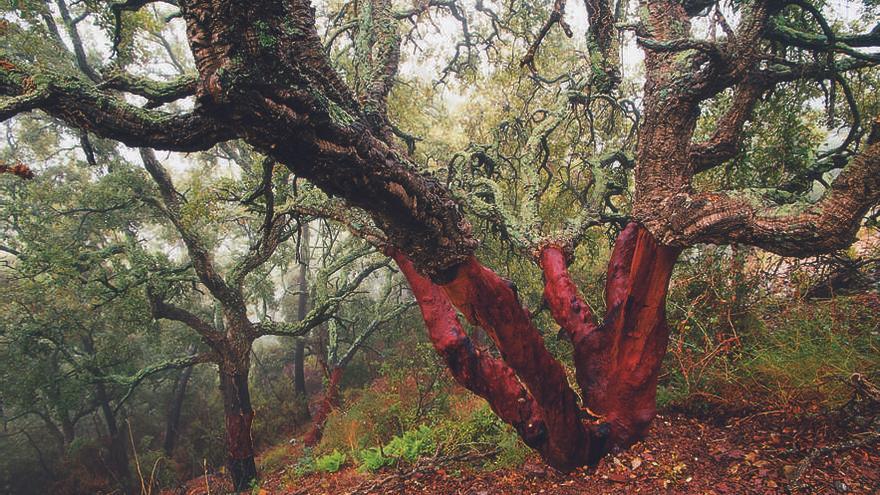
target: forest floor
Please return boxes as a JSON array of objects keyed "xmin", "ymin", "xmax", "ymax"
[{"xmin": 167, "ymin": 408, "xmax": 880, "ymax": 495}]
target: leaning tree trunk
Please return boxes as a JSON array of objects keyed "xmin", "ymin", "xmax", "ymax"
[
  {"xmin": 303, "ymin": 366, "xmax": 343, "ymax": 446},
  {"xmin": 218, "ymin": 361, "xmax": 257, "ymax": 491},
  {"xmin": 392, "ymin": 223, "xmax": 680, "ymax": 470}
]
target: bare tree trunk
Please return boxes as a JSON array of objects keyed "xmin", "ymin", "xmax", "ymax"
[
  {"xmin": 163, "ymin": 344, "xmax": 197, "ymax": 457},
  {"xmin": 293, "ymin": 223, "xmax": 311, "ymax": 399},
  {"xmin": 219, "ymin": 361, "xmax": 256, "ymax": 491}
]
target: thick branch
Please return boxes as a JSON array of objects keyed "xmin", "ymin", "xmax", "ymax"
[
  {"xmin": 655, "ymin": 138, "xmax": 880, "ymax": 255},
  {"xmin": 100, "ymin": 351, "xmax": 214, "ymax": 386},
  {"xmin": 0, "ymin": 62, "xmax": 233, "ymax": 151},
  {"xmin": 99, "ymin": 73, "xmax": 198, "ymax": 108},
  {"xmin": 146, "ymin": 288, "xmax": 225, "ymax": 351},
  {"xmin": 173, "ymin": 0, "xmax": 476, "ymax": 279},
  {"xmin": 689, "ymin": 83, "xmax": 764, "ymax": 173},
  {"xmin": 539, "ymin": 245, "xmax": 599, "ymax": 392}
]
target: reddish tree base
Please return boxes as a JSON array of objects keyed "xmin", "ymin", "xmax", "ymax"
[
  {"xmin": 221, "ymin": 371, "xmax": 257, "ymax": 491},
  {"xmin": 225, "ymin": 412, "xmax": 257, "ymax": 491},
  {"xmin": 394, "ymin": 223, "xmax": 680, "ymax": 471},
  {"xmin": 249, "ymin": 411, "xmax": 880, "ymax": 495},
  {"xmin": 303, "ymin": 367, "xmax": 343, "ymax": 446}
]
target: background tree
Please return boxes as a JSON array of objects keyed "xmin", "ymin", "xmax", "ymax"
[{"xmin": 0, "ymin": 152, "xmax": 201, "ymax": 494}]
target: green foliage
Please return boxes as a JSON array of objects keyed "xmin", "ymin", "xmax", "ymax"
[
  {"xmin": 258, "ymin": 444, "xmax": 293, "ymax": 473},
  {"xmin": 737, "ymin": 297, "xmax": 879, "ymax": 409},
  {"xmin": 384, "ymin": 425, "xmax": 435, "ymax": 462},
  {"xmin": 317, "ymin": 340, "xmax": 452, "ymax": 454},
  {"xmin": 433, "ymin": 404, "xmax": 531, "ymax": 470},
  {"xmin": 314, "ymin": 449, "xmax": 347, "ymax": 473},
  {"xmin": 290, "ymin": 447, "xmax": 316, "ymax": 478},
  {"xmin": 356, "ymin": 424, "xmax": 435, "ymax": 472},
  {"xmin": 357, "ymin": 446, "xmax": 395, "ymax": 472}
]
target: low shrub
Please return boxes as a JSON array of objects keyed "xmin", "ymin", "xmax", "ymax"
[
  {"xmin": 358, "ymin": 446, "xmax": 394, "ymax": 472},
  {"xmin": 314, "ymin": 450, "xmax": 347, "ymax": 473},
  {"xmin": 357, "ymin": 424, "xmax": 436, "ymax": 472}
]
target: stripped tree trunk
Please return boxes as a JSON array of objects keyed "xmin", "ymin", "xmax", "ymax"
[
  {"xmin": 219, "ymin": 361, "xmax": 256, "ymax": 491},
  {"xmin": 392, "ymin": 223, "xmax": 679, "ymax": 469},
  {"xmin": 541, "ymin": 224, "xmax": 680, "ymax": 449},
  {"xmin": 7, "ymin": 0, "xmax": 879, "ymax": 478}
]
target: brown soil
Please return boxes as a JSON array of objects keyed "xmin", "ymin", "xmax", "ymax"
[{"xmin": 165, "ymin": 410, "xmax": 879, "ymax": 495}]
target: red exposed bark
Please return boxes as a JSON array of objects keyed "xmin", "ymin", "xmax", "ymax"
[
  {"xmin": 441, "ymin": 257, "xmax": 592, "ymax": 469},
  {"xmin": 540, "ymin": 245, "xmax": 599, "ymax": 401},
  {"xmin": 220, "ymin": 370, "xmax": 257, "ymax": 491},
  {"xmin": 391, "ymin": 252, "xmax": 547, "ymax": 450},
  {"xmin": 541, "ymin": 223, "xmax": 681, "ymax": 447},
  {"xmin": 0, "ymin": 163, "xmax": 34, "ymax": 179},
  {"xmin": 303, "ymin": 366, "xmax": 343, "ymax": 446},
  {"xmin": 392, "ymin": 250, "xmax": 595, "ymax": 470},
  {"xmin": 393, "ymin": 224, "xmax": 680, "ymax": 470}
]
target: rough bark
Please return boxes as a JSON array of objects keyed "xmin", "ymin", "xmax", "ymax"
[{"xmin": 3, "ymin": 0, "xmax": 879, "ymax": 478}]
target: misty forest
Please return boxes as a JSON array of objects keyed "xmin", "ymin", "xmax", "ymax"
[{"xmin": 0, "ymin": 0, "xmax": 879, "ymax": 493}]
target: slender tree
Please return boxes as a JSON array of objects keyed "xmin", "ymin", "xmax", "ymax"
[
  {"xmin": 303, "ymin": 254, "xmax": 412, "ymax": 445},
  {"xmin": 292, "ymin": 223, "xmax": 310, "ymax": 399},
  {"xmin": 162, "ymin": 344, "xmax": 197, "ymax": 456}
]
